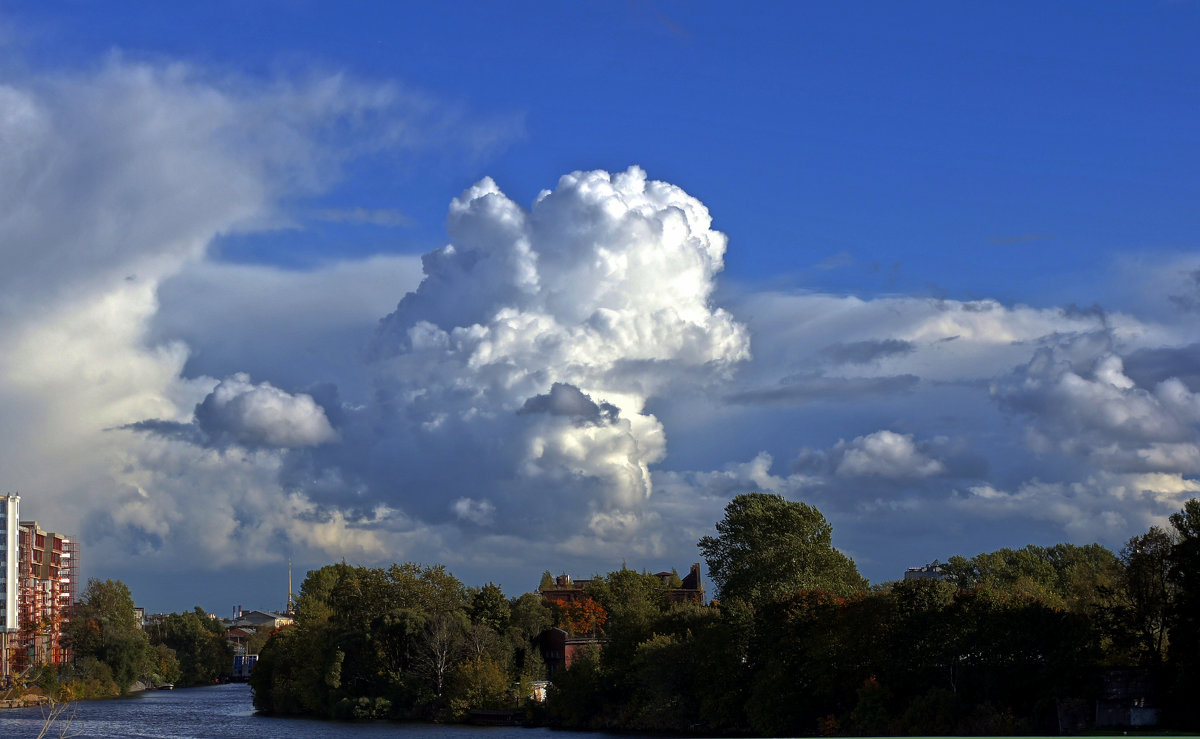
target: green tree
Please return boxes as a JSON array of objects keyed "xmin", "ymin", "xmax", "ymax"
[
  {"xmin": 244, "ymin": 623, "xmax": 276, "ymax": 656},
  {"xmin": 944, "ymin": 543, "xmax": 1120, "ymax": 613},
  {"xmin": 1168, "ymin": 498, "xmax": 1200, "ymax": 727},
  {"xmin": 507, "ymin": 592, "xmax": 552, "ymax": 682},
  {"xmin": 447, "ymin": 654, "xmax": 510, "ymax": 717},
  {"xmin": 387, "ymin": 562, "xmax": 467, "ymax": 616},
  {"xmin": 585, "ymin": 569, "xmax": 667, "ymax": 640},
  {"xmin": 251, "ymin": 617, "xmax": 335, "ymax": 715},
  {"xmin": 699, "ymin": 493, "xmax": 866, "ymax": 607},
  {"xmin": 1116, "ymin": 528, "xmax": 1174, "ymax": 666},
  {"xmin": 148, "ymin": 643, "xmax": 182, "ymax": 686},
  {"xmin": 546, "ymin": 644, "xmax": 606, "ymax": 729},
  {"xmin": 65, "ymin": 579, "xmax": 152, "ymax": 693},
  {"xmin": 468, "ymin": 582, "xmax": 510, "ymax": 632},
  {"xmin": 508, "ymin": 592, "xmax": 552, "ymax": 643},
  {"xmin": 252, "ymin": 561, "xmax": 477, "ymax": 719},
  {"xmin": 147, "ymin": 607, "xmax": 231, "ymax": 686}
]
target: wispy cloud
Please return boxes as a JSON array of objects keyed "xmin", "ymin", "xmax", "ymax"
[
  {"xmin": 726, "ymin": 374, "xmax": 919, "ymax": 406},
  {"xmin": 313, "ymin": 207, "xmax": 412, "ymax": 227}
]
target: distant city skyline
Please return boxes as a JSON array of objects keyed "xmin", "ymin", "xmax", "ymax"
[{"xmin": 1, "ymin": 2, "xmax": 1198, "ymax": 613}]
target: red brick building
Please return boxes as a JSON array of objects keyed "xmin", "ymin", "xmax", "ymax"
[{"xmin": 539, "ymin": 562, "xmax": 705, "ymax": 605}]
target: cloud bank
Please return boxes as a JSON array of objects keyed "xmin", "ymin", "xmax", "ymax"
[{"xmin": 4, "ymin": 53, "xmax": 1199, "ymax": 594}]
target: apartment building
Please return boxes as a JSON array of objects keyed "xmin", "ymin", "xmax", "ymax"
[
  {"xmin": 1, "ymin": 493, "xmax": 19, "ymax": 679},
  {"xmin": 0, "ymin": 493, "xmax": 79, "ymax": 678}
]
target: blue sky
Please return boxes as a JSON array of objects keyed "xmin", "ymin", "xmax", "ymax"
[{"xmin": 2, "ymin": 2, "xmax": 1199, "ymax": 612}]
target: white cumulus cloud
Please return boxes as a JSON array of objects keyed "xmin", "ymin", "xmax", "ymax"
[
  {"xmin": 833, "ymin": 430, "xmax": 946, "ymax": 478},
  {"xmin": 358, "ymin": 167, "xmax": 750, "ymax": 539},
  {"xmin": 195, "ymin": 374, "xmax": 337, "ymax": 448}
]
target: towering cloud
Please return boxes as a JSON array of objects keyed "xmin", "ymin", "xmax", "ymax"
[{"xmin": 359, "ymin": 167, "xmax": 750, "ymax": 544}]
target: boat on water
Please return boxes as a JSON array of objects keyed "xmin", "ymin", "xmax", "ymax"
[{"xmin": 158, "ymin": 683, "xmax": 174, "ymax": 690}]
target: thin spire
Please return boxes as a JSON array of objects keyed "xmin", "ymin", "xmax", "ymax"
[{"xmin": 287, "ymin": 559, "xmax": 293, "ymax": 614}]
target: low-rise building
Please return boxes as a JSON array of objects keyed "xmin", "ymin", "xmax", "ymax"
[
  {"xmin": 536, "ymin": 627, "xmax": 605, "ymax": 676},
  {"xmin": 903, "ymin": 561, "xmax": 953, "ymax": 582},
  {"xmin": 229, "ymin": 609, "xmax": 293, "ymax": 631},
  {"xmin": 539, "ymin": 562, "xmax": 706, "ymax": 605}
]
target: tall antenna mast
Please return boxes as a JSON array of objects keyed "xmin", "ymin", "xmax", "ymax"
[{"xmin": 287, "ymin": 559, "xmax": 294, "ymax": 614}]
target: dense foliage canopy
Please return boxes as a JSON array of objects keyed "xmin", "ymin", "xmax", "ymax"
[
  {"xmin": 249, "ymin": 562, "xmax": 551, "ymax": 721},
  {"xmin": 699, "ymin": 492, "xmax": 867, "ymax": 605},
  {"xmin": 545, "ymin": 495, "xmax": 1200, "ymax": 736}
]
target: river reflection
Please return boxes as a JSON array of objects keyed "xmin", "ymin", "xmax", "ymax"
[{"xmin": 0, "ymin": 683, "xmax": 617, "ymax": 739}]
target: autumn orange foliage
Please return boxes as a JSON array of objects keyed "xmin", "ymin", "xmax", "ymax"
[{"xmin": 560, "ymin": 596, "xmax": 607, "ymax": 636}]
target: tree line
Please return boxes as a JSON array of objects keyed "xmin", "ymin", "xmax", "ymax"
[
  {"xmin": 26, "ymin": 581, "xmax": 236, "ymax": 699},
  {"xmin": 246, "ymin": 493, "xmax": 1200, "ymax": 735},
  {"xmin": 26, "ymin": 490, "xmax": 1198, "ymax": 735},
  {"xmin": 547, "ymin": 493, "xmax": 1200, "ymax": 735}
]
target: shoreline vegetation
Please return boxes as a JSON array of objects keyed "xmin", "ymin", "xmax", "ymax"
[
  {"xmin": 5, "ymin": 580, "xmax": 235, "ymax": 712},
  {"xmin": 19, "ymin": 492, "xmax": 1200, "ymax": 737},
  {"xmin": 246, "ymin": 494, "xmax": 1200, "ymax": 736}
]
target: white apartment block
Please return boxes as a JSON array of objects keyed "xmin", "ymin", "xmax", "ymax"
[{"xmin": 1, "ymin": 493, "xmax": 19, "ymax": 677}]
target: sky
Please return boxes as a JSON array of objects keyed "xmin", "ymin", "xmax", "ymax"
[{"xmin": 1, "ymin": 2, "xmax": 1199, "ymax": 614}]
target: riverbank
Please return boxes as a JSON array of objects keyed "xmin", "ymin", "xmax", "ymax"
[
  {"xmin": 0, "ymin": 683, "xmax": 623, "ymax": 738},
  {"xmin": 0, "ymin": 676, "xmax": 156, "ymax": 710},
  {"xmin": 0, "ymin": 693, "xmax": 48, "ymax": 709}
]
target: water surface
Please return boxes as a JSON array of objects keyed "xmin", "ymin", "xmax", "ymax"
[{"xmin": 0, "ymin": 683, "xmax": 608, "ymax": 738}]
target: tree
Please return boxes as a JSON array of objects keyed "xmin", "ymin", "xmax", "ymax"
[
  {"xmin": 1168, "ymin": 498, "xmax": 1200, "ymax": 727},
  {"xmin": 1116, "ymin": 528, "xmax": 1174, "ymax": 665},
  {"xmin": 507, "ymin": 592, "xmax": 552, "ymax": 683},
  {"xmin": 147, "ymin": 643, "xmax": 181, "ymax": 686},
  {"xmin": 65, "ymin": 579, "xmax": 152, "ymax": 693},
  {"xmin": 559, "ymin": 597, "xmax": 607, "ymax": 637},
  {"xmin": 943, "ymin": 543, "xmax": 1121, "ymax": 613},
  {"xmin": 468, "ymin": 583, "xmax": 510, "ymax": 633},
  {"xmin": 699, "ymin": 493, "xmax": 866, "ymax": 607},
  {"xmin": 244, "ymin": 624, "xmax": 276, "ymax": 656},
  {"xmin": 447, "ymin": 654, "xmax": 510, "ymax": 717},
  {"xmin": 416, "ymin": 611, "xmax": 466, "ymax": 697},
  {"xmin": 508, "ymin": 592, "xmax": 552, "ymax": 643},
  {"xmin": 147, "ymin": 607, "xmax": 231, "ymax": 686},
  {"xmin": 584, "ymin": 569, "xmax": 667, "ymax": 643}
]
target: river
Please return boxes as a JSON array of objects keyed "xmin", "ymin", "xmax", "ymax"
[{"xmin": 0, "ymin": 683, "xmax": 622, "ymax": 738}]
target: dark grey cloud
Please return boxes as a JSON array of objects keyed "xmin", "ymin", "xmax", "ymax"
[
  {"xmin": 120, "ymin": 419, "xmax": 206, "ymax": 445},
  {"xmin": 823, "ymin": 339, "xmax": 915, "ymax": 365},
  {"xmin": 1060, "ymin": 303, "xmax": 1108, "ymax": 324},
  {"xmin": 1124, "ymin": 343, "xmax": 1200, "ymax": 392},
  {"xmin": 520, "ymin": 382, "xmax": 619, "ymax": 424},
  {"xmin": 1167, "ymin": 268, "xmax": 1200, "ymax": 313},
  {"xmin": 725, "ymin": 374, "xmax": 919, "ymax": 406}
]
